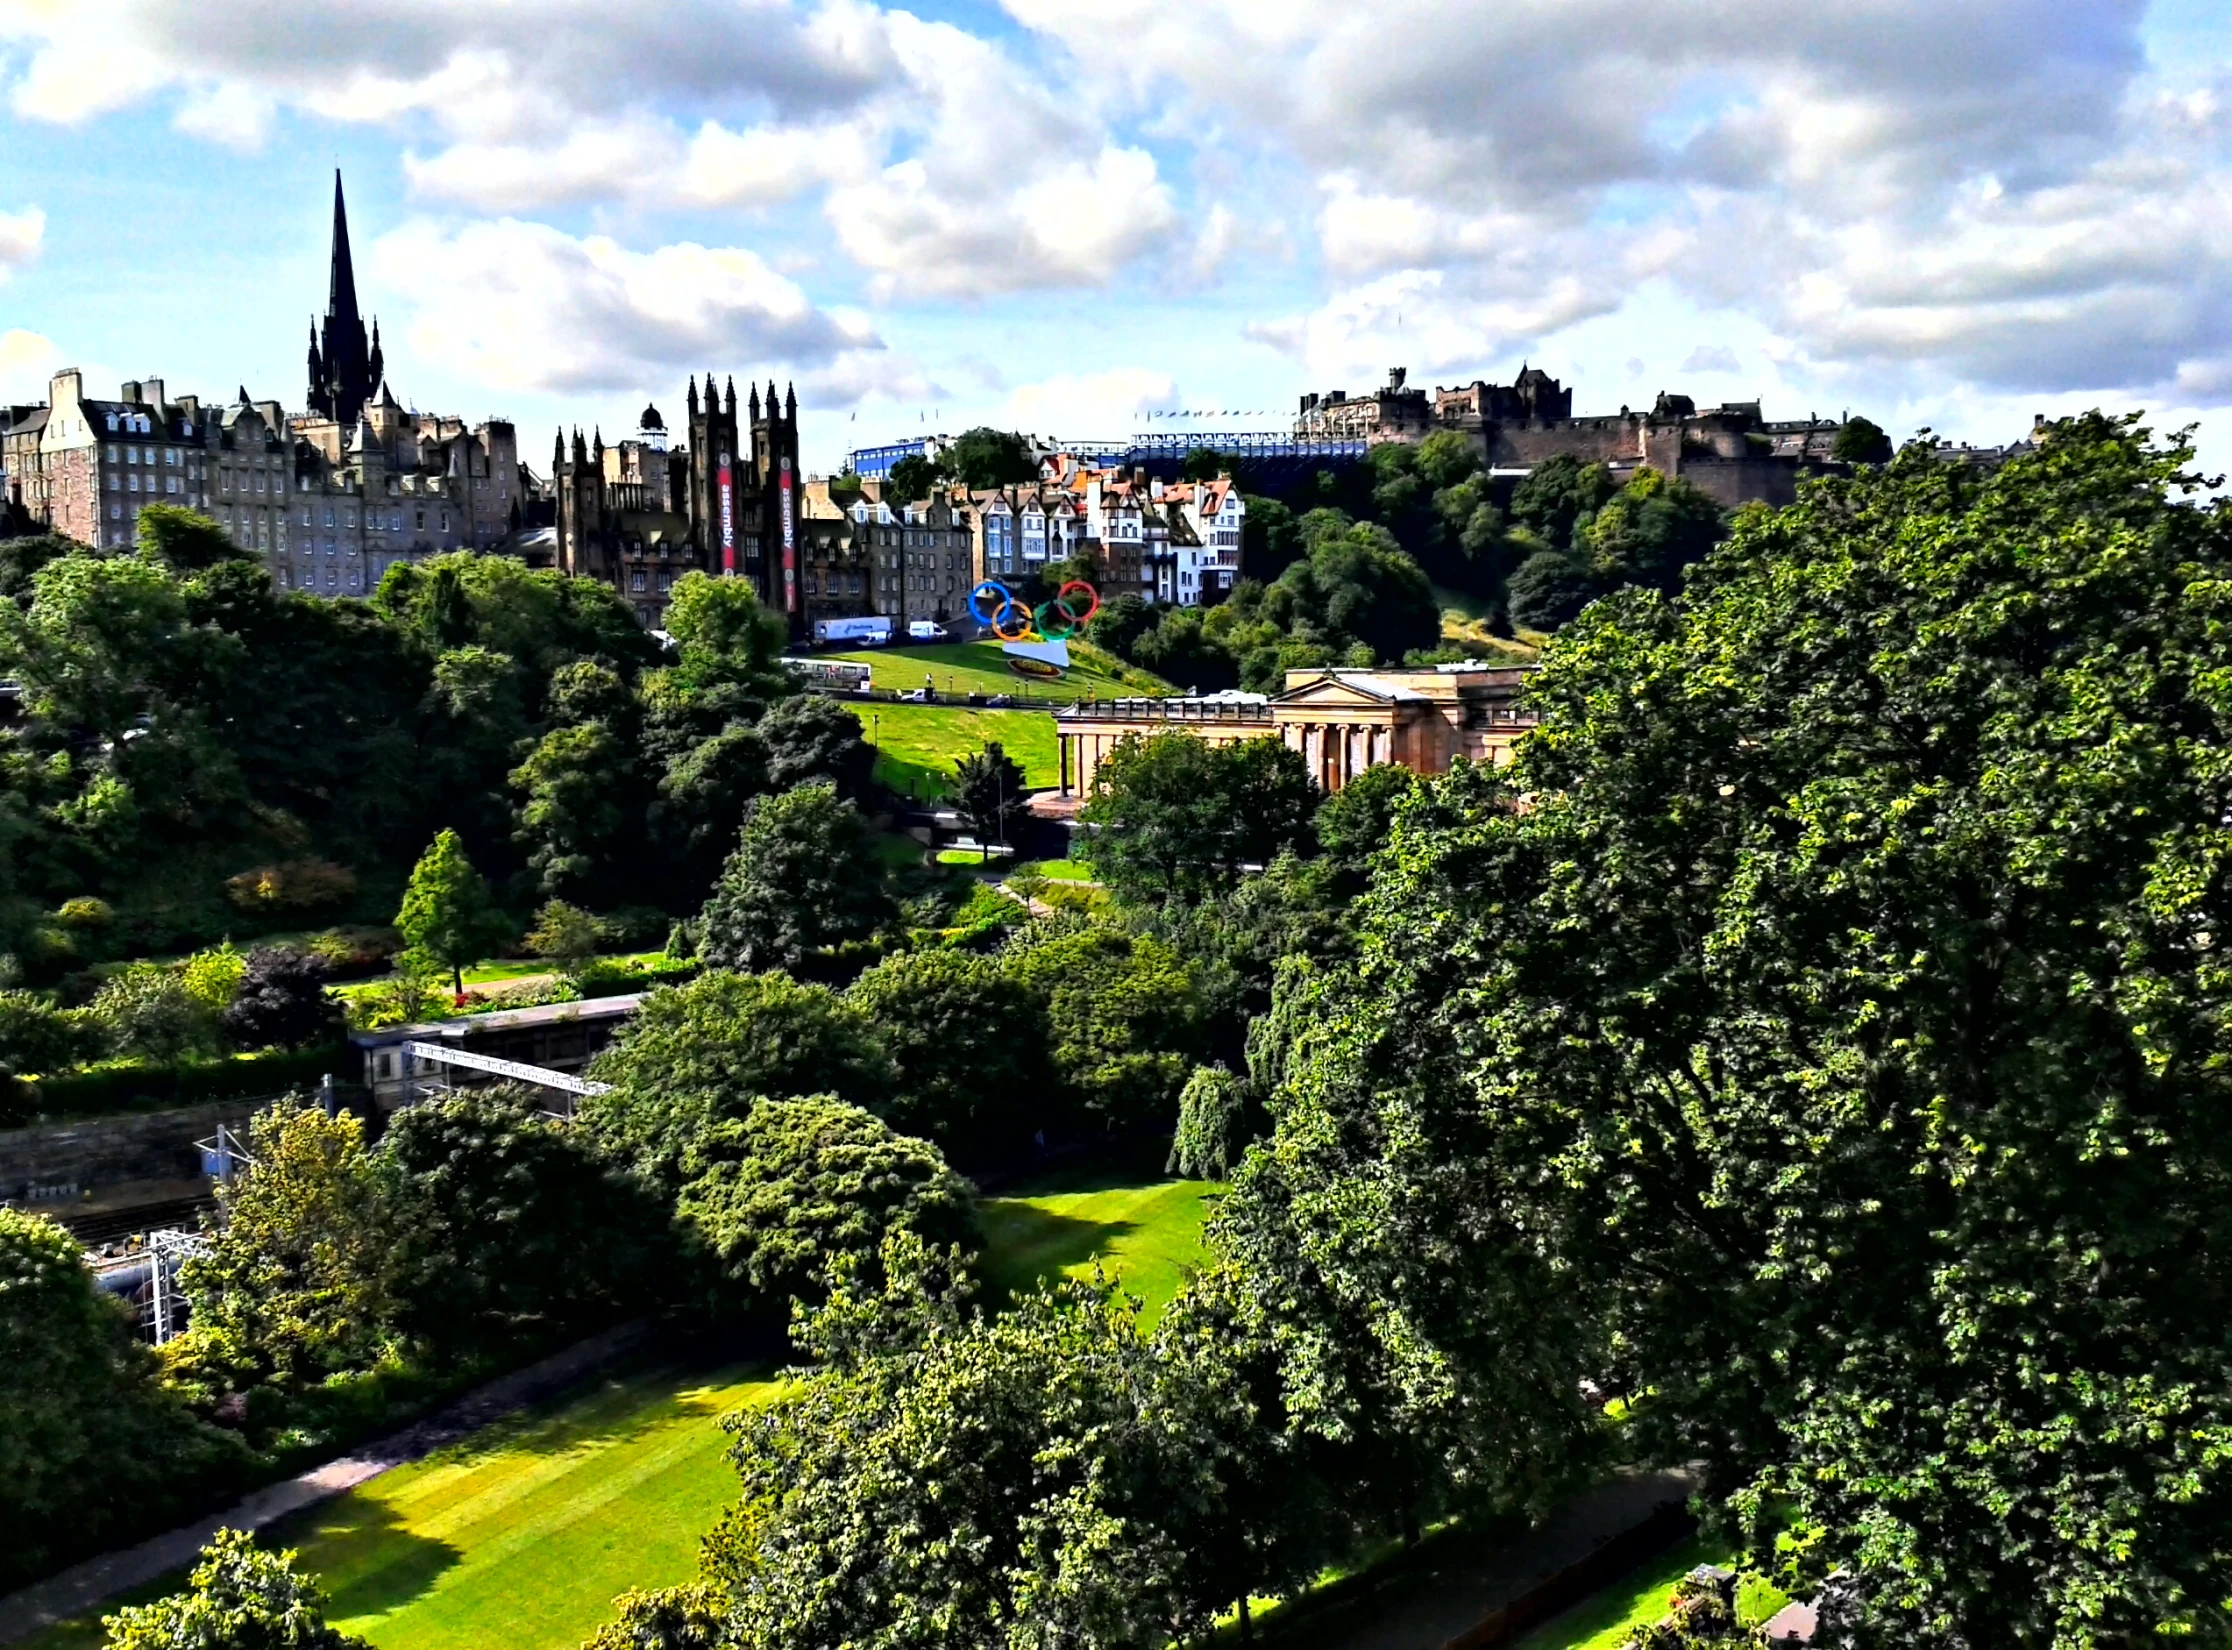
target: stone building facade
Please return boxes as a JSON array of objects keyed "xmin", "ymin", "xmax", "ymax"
[
  {"xmin": 552, "ymin": 378, "xmax": 802, "ymax": 633},
  {"xmin": 1051, "ymin": 663, "xmax": 1537, "ymax": 801},
  {"xmin": 1294, "ymin": 367, "xmax": 1434, "ymax": 443}
]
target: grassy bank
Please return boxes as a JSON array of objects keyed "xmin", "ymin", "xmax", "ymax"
[
  {"xmin": 865, "ymin": 703, "xmax": 1058, "ymax": 800},
  {"xmin": 978, "ymin": 1171, "xmax": 1221, "ymax": 1326}
]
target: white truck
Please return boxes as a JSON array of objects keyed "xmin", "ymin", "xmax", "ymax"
[{"xmin": 814, "ymin": 615, "xmax": 894, "ymax": 646}]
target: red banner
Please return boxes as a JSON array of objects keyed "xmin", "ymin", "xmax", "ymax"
[
  {"xmin": 717, "ymin": 450, "xmax": 736, "ymax": 575},
  {"xmin": 780, "ymin": 459, "xmax": 797, "ymax": 613}
]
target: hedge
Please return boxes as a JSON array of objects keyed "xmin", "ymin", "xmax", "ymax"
[{"xmin": 2, "ymin": 1042, "xmax": 351, "ymax": 1127}]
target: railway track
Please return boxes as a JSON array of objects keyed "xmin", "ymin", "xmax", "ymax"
[{"xmin": 59, "ymin": 1195, "xmax": 214, "ymax": 1246}]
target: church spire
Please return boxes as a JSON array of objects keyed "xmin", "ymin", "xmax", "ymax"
[{"xmin": 328, "ymin": 170, "xmax": 360, "ymax": 324}]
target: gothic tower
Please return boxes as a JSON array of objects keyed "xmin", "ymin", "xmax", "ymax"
[
  {"xmin": 751, "ymin": 380, "xmax": 803, "ymax": 627},
  {"xmin": 685, "ymin": 372, "xmax": 743, "ymax": 577},
  {"xmin": 308, "ymin": 171, "xmax": 383, "ymax": 425}
]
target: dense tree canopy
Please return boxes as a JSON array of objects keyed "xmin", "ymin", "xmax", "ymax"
[
  {"xmin": 0, "ymin": 1211, "xmax": 246, "ymax": 1590},
  {"xmin": 1239, "ymin": 415, "xmax": 2232, "ymax": 1644},
  {"xmin": 676, "ymin": 1095, "xmax": 979, "ymax": 1313},
  {"xmin": 697, "ymin": 783, "xmax": 893, "ymax": 974},
  {"xmin": 101, "ymin": 1529, "xmax": 368, "ymax": 1650},
  {"xmin": 583, "ymin": 969, "xmax": 898, "ymax": 1187},
  {"xmin": 1079, "ymin": 731, "xmax": 1318, "ymax": 904}
]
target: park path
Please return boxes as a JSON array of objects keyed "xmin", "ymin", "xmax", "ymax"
[
  {"xmin": 0, "ymin": 1323, "xmax": 650, "ymax": 1644},
  {"xmin": 1266, "ymin": 1468, "xmax": 1699, "ymax": 1650}
]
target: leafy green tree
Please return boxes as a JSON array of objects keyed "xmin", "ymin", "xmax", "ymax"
[
  {"xmin": 582, "ymin": 969, "xmax": 897, "ymax": 1188},
  {"xmin": 1505, "ymin": 549, "xmax": 1598, "ymax": 630},
  {"xmin": 1181, "ymin": 447, "xmax": 1230, "ymax": 483},
  {"xmin": 1831, "ymin": 414, "xmax": 1893, "ymax": 464},
  {"xmin": 0, "ymin": 532, "xmax": 74, "ymax": 602},
  {"xmin": 1509, "ymin": 454, "xmax": 1619, "ymax": 551},
  {"xmin": 1000, "ymin": 920, "xmax": 1203, "ymax": 1127},
  {"xmin": 677, "ymin": 1094, "xmax": 979, "ymax": 1313},
  {"xmin": 886, "ymin": 452, "xmax": 940, "ymax": 501},
  {"xmin": 757, "ymin": 694, "xmax": 873, "ymax": 800},
  {"xmin": 0, "ymin": 987, "xmax": 100, "ymax": 1076},
  {"xmin": 0, "ymin": 1211, "xmax": 247, "ymax": 1591},
  {"xmin": 663, "ymin": 571, "xmax": 790, "ymax": 698},
  {"xmin": 524, "ymin": 899, "xmax": 606, "ymax": 981},
  {"xmin": 394, "ymin": 828, "xmax": 511, "ymax": 993},
  {"xmin": 845, "ymin": 949, "xmax": 1047, "ymax": 1155},
  {"xmin": 697, "ymin": 783, "xmax": 893, "ymax": 973},
  {"xmin": 510, "ymin": 720, "xmax": 635, "ymax": 896},
  {"xmin": 579, "ymin": 1585, "xmax": 730, "ymax": 1650},
  {"xmin": 221, "ymin": 948, "xmax": 342, "ymax": 1051},
  {"xmin": 942, "ymin": 427, "xmax": 1038, "ymax": 490},
  {"xmin": 379, "ymin": 1092, "xmax": 671, "ymax": 1356},
  {"xmin": 135, "ymin": 504, "xmax": 255, "ymax": 573},
  {"xmin": 1168, "ymin": 1063, "xmax": 1250, "ymax": 1179},
  {"xmin": 100, "ymin": 1529, "xmax": 367, "ymax": 1650},
  {"xmin": 651, "ymin": 724, "xmax": 769, "ymax": 902},
  {"xmin": 1312, "ymin": 760, "xmax": 1418, "ymax": 879},
  {"xmin": 951, "ymin": 741, "xmax": 1026, "ymax": 858},
  {"xmin": 1253, "ymin": 413, "xmax": 2232, "ymax": 1644},
  {"xmin": 1080, "ymin": 732, "xmax": 1316, "ymax": 904},
  {"xmin": 710, "ymin": 1238, "xmax": 1283, "ymax": 1649},
  {"xmin": 1577, "ymin": 468, "xmax": 1725, "ymax": 594},
  {"xmin": 1264, "ymin": 520, "xmax": 1442, "ymax": 667},
  {"xmin": 174, "ymin": 1099, "xmax": 392, "ymax": 1398},
  {"xmin": 91, "ymin": 963, "xmax": 218, "ymax": 1060}
]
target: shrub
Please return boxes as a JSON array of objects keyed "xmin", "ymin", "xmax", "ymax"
[
  {"xmin": 90, "ymin": 964, "xmax": 216, "ymax": 1062},
  {"xmin": 222, "ymin": 948, "xmax": 344, "ymax": 1052},
  {"xmin": 0, "ymin": 989, "xmax": 101, "ymax": 1077},
  {"xmin": 54, "ymin": 896, "xmax": 113, "ymax": 931},
  {"xmin": 306, "ymin": 927, "xmax": 402, "ymax": 981},
  {"xmin": 180, "ymin": 944, "xmax": 247, "ymax": 1017},
  {"xmin": 225, "ymin": 858, "xmax": 360, "ymax": 914}
]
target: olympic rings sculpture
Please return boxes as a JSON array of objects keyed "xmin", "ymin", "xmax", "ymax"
[{"xmin": 967, "ymin": 578, "xmax": 1101, "ymax": 643}]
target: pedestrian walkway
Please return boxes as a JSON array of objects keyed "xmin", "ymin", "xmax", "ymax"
[{"xmin": 0, "ymin": 1323, "xmax": 649, "ymax": 1644}]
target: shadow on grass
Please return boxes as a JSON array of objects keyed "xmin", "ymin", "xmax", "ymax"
[
  {"xmin": 977, "ymin": 1202, "xmax": 1141, "ymax": 1304},
  {"xmin": 268, "ymin": 1491, "xmax": 463, "ymax": 1625}
]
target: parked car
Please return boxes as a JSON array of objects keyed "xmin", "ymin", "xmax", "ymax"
[
  {"xmin": 984, "ymin": 693, "xmax": 1016, "ymax": 707},
  {"xmin": 901, "ymin": 687, "xmax": 933, "ymax": 703}
]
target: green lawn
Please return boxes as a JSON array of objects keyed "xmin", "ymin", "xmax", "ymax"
[
  {"xmin": 22, "ymin": 1176, "xmax": 1218, "ymax": 1650},
  {"xmin": 1512, "ymin": 1534, "xmax": 1788, "ymax": 1650},
  {"xmin": 977, "ymin": 1172, "xmax": 1222, "ymax": 1326},
  {"xmin": 1012, "ymin": 858, "xmax": 1092, "ymax": 882},
  {"xmin": 19, "ymin": 1363, "xmax": 780, "ymax": 1650},
  {"xmin": 866, "ymin": 703, "xmax": 1057, "ymax": 800},
  {"xmin": 825, "ymin": 639, "xmax": 1161, "ymax": 701}
]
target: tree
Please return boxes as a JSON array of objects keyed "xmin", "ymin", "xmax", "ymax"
[
  {"xmin": 394, "ymin": 828, "xmax": 510, "ymax": 993},
  {"xmin": 90, "ymin": 963, "xmax": 218, "ymax": 1061},
  {"xmin": 136, "ymin": 503, "xmax": 257, "ymax": 573},
  {"xmin": 379, "ymin": 1092, "xmax": 670, "ymax": 1356},
  {"xmin": 523, "ymin": 899, "xmax": 605, "ymax": 981},
  {"xmin": 1250, "ymin": 414, "xmax": 2232, "ymax": 1643},
  {"xmin": 697, "ymin": 783, "xmax": 894, "ymax": 973},
  {"xmin": 757, "ymin": 694, "xmax": 873, "ymax": 800},
  {"xmin": 710, "ymin": 1240, "xmax": 1272, "ymax": 1649},
  {"xmin": 1311, "ymin": 760, "xmax": 1417, "ymax": 881},
  {"xmin": 1509, "ymin": 454, "xmax": 1619, "ymax": 551},
  {"xmin": 951, "ymin": 741, "xmax": 1026, "ymax": 859},
  {"xmin": 942, "ymin": 427, "xmax": 1038, "ymax": 490},
  {"xmin": 886, "ymin": 452, "xmax": 940, "ymax": 501},
  {"xmin": 0, "ymin": 1211, "xmax": 247, "ymax": 1591},
  {"xmin": 510, "ymin": 720, "xmax": 635, "ymax": 895},
  {"xmin": 1079, "ymin": 732, "xmax": 1316, "ymax": 904},
  {"xmin": 221, "ymin": 948, "xmax": 343, "ymax": 1051},
  {"xmin": 1167, "ymin": 1063, "xmax": 1251, "ymax": 1179},
  {"xmin": 0, "ymin": 532, "xmax": 74, "ymax": 603},
  {"xmin": 101, "ymin": 1529, "xmax": 367, "ymax": 1650},
  {"xmin": 1265, "ymin": 521, "xmax": 1441, "ymax": 667},
  {"xmin": 1505, "ymin": 550, "xmax": 1598, "ymax": 630},
  {"xmin": 677, "ymin": 1095, "xmax": 979, "ymax": 1314},
  {"xmin": 581, "ymin": 969, "xmax": 897, "ymax": 1188},
  {"xmin": 1000, "ymin": 920, "xmax": 1203, "ymax": 1127},
  {"xmin": 174, "ymin": 1099, "xmax": 392, "ymax": 1398},
  {"xmin": 652, "ymin": 723, "xmax": 769, "ymax": 896},
  {"xmin": 580, "ymin": 1586, "xmax": 730, "ymax": 1650},
  {"xmin": 845, "ymin": 949, "xmax": 1047, "ymax": 1156},
  {"xmin": 1831, "ymin": 414, "xmax": 1893, "ymax": 464},
  {"xmin": 1181, "ymin": 447, "xmax": 1229, "ymax": 483},
  {"xmin": 661, "ymin": 572, "xmax": 790, "ymax": 701}
]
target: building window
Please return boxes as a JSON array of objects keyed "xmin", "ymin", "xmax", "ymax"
[
  {"xmin": 630, "ymin": 571, "xmax": 647, "ymax": 592},
  {"xmin": 108, "ymin": 503, "xmax": 120, "ymax": 521}
]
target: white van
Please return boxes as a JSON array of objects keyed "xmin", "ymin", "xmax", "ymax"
[{"xmin": 906, "ymin": 620, "xmax": 944, "ymax": 642}]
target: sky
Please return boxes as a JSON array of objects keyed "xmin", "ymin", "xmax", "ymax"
[{"xmin": 0, "ymin": 0, "xmax": 2228, "ymax": 478}]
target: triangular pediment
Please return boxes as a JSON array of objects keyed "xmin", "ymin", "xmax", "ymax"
[{"xmin": 1272, "ymin": 672, "xmax": 1408, "ymax": 707}]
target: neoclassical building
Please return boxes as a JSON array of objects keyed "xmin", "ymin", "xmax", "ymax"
[{"xmin": 1050, "ymin": 663, "xmax": 1538, "ymax": 801}]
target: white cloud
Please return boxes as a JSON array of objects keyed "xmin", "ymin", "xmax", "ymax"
[
  {"xmin": 1005, "ymin": 367, "xmax": 1177, "ymax": 437},
  {"xmin": 1681, "ymin": 345, "xmax": 1742, "ymax": 374},
  {"xmin": 0, "ymin": 327, "xmax": 64, "ymax": 398},
  {"xmin": 0, "ymin": 204, "xmax": 43, "ymax": 274},
  {"xmin": 367, "ymin": 219, "xmax": 882, "ymax": 396}
]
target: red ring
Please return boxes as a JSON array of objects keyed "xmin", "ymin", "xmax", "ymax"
[{"xmin": 1055, "ymin": 580, "xmax": 1101, "ymax": 627}]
